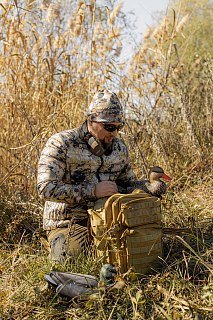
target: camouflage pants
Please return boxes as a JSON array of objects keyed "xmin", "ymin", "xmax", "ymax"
[{"xmin": 47, "ymin": 218, "xmax": 90, "ymax": 263}]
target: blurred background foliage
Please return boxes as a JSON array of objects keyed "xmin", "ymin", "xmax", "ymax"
[
  {"xmin": 0, "ymin": 0, "xmax": 212, "ymax": 192},
  {"xmin": 0, "ymin": 0, "xmax": 212, "ymax": 197}
]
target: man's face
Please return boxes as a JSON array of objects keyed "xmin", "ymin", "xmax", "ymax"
[{"xmin": 89, "ymin": 121, "xmax": 121, "ymax": 145}]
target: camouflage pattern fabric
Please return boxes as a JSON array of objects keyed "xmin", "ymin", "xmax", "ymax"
[
  {"xmin": 37, "ymin": 121, "xmax": 141, "ymax": 231},
  {"xmin": 47, "ymin": 219, "xmax": 89, "ymax": 263},
  {"xmin": 88, "ymin": 90, "xmax": 124, "ymax": 123}
]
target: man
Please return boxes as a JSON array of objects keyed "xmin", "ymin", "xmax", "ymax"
[{"xmin": 37, "ymin": 90, "xmax": 147, "ymax": 263}]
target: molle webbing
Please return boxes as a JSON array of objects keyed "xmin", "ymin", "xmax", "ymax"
[{"xmin": 89, "ymin": 191, "xmax": 162, "ymax": 274}]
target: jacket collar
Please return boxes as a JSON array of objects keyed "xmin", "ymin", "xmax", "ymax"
[{"xmin": 78, "ymin": 120, "xmax": 90, "ymax": 141}]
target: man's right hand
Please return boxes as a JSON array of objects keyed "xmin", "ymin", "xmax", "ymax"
[{"xmin": 94, "ymin": 181, "xmax": 118, "ymax": 198}]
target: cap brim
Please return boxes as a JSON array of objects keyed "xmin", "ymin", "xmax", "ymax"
[{"xmin": 93, "ymin": 116, "xmax": 124, "ymax": 123}]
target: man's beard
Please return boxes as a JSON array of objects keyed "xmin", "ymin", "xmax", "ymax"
[{"xmin": 100, "ymin": 139, "xmax": 113, "ymax": 155}]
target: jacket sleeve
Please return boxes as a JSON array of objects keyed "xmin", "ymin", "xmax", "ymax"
[
  {"xmin": 37, "ymin": 132, "xmax": 96, "ymax": 204},
  {"xmin": 116, "ymin": 162, "xmax": 148, "ymax": 193}
]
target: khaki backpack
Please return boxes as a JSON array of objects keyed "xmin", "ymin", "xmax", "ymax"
[{"xmin": 88, "ymin": 190, "xmax": 162, "ymax": 275}]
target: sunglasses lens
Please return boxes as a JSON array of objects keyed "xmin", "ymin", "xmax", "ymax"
[{"xmin": 103, "ymin": 123, "xmax": 125, "ymax": 132}]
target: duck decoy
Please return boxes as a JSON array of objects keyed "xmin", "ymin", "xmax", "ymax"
[
  {"xmin": 126, "ymin": 166, "xmax": 171, "ymax": 197},
  {"xmin": 44, "ymin": 264, "xmax": 117, "ymax": 298},
  {"xmin": 44, "ymin": 271, "xmax": 99, "ymax": 298},
  {"xmin": 99, "ymin": 264, "xmax": 117, "ymax": 285},
  {"xmin": 142, "ymin": 166, "xmax": 172, "ymax": 197}
]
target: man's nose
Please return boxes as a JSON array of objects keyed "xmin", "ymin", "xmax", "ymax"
[{"xmin": 110, "ymin": 130, "xmax": 118, "ymax": 137}]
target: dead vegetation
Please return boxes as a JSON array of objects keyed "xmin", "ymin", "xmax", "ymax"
[{"xmin": 0, "ymin": 0, "xmax": 212, "ymax": 319}]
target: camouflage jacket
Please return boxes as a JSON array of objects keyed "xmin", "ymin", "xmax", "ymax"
[{"xmin": 37, "ymin": 121, "xmax": 140, "ymax": 230}]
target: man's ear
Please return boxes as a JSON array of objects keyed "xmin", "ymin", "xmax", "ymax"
[{"xmin": 87, "ymin": 118, "xmax": 93, "ymax": 133}]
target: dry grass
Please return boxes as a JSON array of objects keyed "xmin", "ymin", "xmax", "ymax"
[
  {"xmin": 0, "ymin": 0, "xmax": 125, "ymax": 194},
  {"xmin": 0, "ymin": 0, "xmax": 212, "ymax": 319},
  {"xmin": 0, "ymin": 199, "xmax": 212, "ymax": 319}
]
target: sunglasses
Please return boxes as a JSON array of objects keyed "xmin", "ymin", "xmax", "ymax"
[{"xmin": 102, "ymin": 122, "xmax": 125, "ymax": 132}]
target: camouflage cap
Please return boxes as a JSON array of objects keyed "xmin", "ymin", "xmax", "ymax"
[{"xmin": 88, "ymin": 90, "xmax": 124, "ymax": 123}]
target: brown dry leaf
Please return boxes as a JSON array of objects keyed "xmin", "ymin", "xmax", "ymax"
[{"xmin": 108, "ymin": 280, "xmax": 126, "ymax": 291}]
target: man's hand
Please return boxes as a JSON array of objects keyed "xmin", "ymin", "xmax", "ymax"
[{"xmin": 94, "ymin": 181, "xmax": 118, "ymax": 198}]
